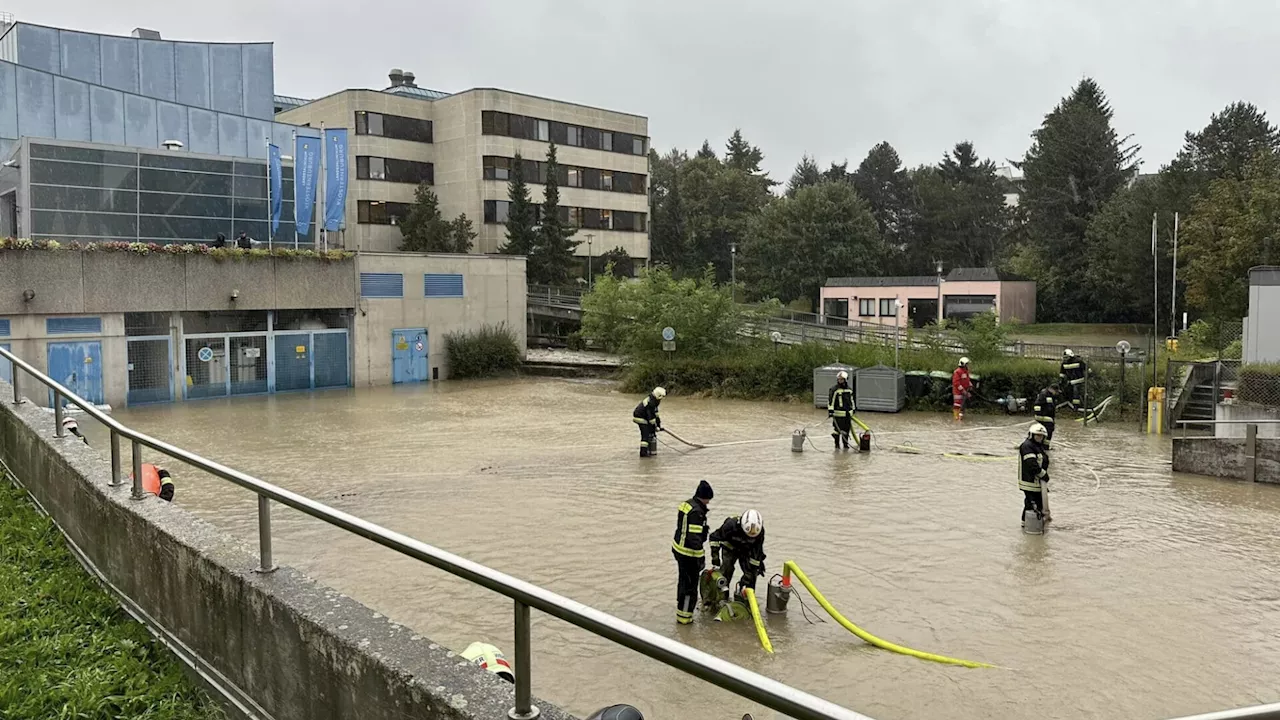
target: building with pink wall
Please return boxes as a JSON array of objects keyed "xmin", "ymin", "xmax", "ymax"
[{"xmin": 820, "ymin": 268, "xmax": 1036, "ymax": 328}]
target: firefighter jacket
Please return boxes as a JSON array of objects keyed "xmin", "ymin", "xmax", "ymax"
[
  {"xmin": 1060, "ymin": 358, "xmax": 1087, "ymax": 387},
  {"xmin": 633, "ymin": 394, "xmax": 662, "ymax": 428},
  {"xmin": 709, "ymin": 516, "xmax": 766, "ymax": 578},
  {"xmin": 828, "ymin": 382, "xmax": 855, "ymax": 417},
  {"xmin": 1033, "ymin": 388, "xmax": 1059, "ymax": 425},
  {"xmin": 1019, "ymin": 437, "xmax": 1050, "ymax": 492},
  {"xmin": 672, "ymin": 497, "xmax": 708, "ymax": 558}
]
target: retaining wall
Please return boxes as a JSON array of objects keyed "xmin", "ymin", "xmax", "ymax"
[
  {"xmin": 1172, "ymin": 436, "xmax": 1280, "ymax": 483},
  {"xmin": 0, "ymin": 384, "xmax": 574, "ymax": 720}
]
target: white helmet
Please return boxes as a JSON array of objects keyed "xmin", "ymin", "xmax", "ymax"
[
  {"xmin": 1029, "ymin": 422, "xmax": 1048, "ymax": 438},
  {"xmin": 653, "ymin": 387, "xmax": 666, "ymax": 399},
  {"xmin": 836, "ymin": 370, "xmax": 849, "ymax": 381},
  {"xmin": 958, "ymin": 357, "xmax": 970, "ymax": 366},
  {"xmin": 1063, "ymin": 349, "xmax": 1075, "ymax": 358},
  {"xmin": 741, "ymin": 509, "xmax": 763, "ymax": 538}
]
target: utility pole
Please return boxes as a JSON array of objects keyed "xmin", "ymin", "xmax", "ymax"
[
  {"xmin": 1170, "ymin": 212, "xmax": 1179, "ymax": 339},
  {"xmin": 730, "ymin": 242, "xmax": 737, "ymax": 301},
  {"xmin": 935, "ymin": 260, "xmax": 944, "ymax": 323},
  {"xmin": 586, "ymin": 233, "xmax": 594, "ymax": 288}
]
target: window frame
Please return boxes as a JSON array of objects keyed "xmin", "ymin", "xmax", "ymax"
[
  {"xmin": 858, "ymin": 298, "xmax": 876, "ymax": 317},
  {"xmin": 880, "ymin": 298, "xmax": 897, "ymax": 317}
]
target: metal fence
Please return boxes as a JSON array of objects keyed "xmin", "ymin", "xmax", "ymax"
[
  {"xmin": 126, "ymin": 337, "xmax": 173, "ymax": 405},
  {"xmin": 0, "ymin": 346, "xmax": 870, "ymax": 720}
]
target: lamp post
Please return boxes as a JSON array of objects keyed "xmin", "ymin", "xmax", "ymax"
[
  {"xmin": 586, "ymin": 233, "xmax": 594, "ymax": 288},
  {"xmin": 935, "ymin": 259, "xmax": 944, "ymax": 324},
  {"xmin": 730, "ymin": 242, "xmax": 737, "ymax": 301},
  {"xmin": 894, "ymin": 297, "xmax": 902, "ymax": 369}
]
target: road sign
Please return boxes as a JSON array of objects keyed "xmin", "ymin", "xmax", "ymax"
[
  {"xmin": 197, "ymin": 346, "xmax": 214, "ymax": 362},
  {"xmin": 662, "ymin": 340, "xmax": 676, "ymax": 352},
  {"xmin": 662, "ymin": 327, "xmax": 676, "ymax": 342}
]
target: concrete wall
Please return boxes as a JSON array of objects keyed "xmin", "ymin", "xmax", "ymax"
[
  {"xmin": 0, "ymin": 385, "xmax": 574, "ymax": 720},
  {"xmin": 2, "ymin": 311, "xmax": 127, "ymax": 406},
  {"xmin": 354, "ymin": 252, "xmax": 526, "ymax": 384},
  {"xmin": 819, "ymin": 280, "xmax": 1035, "ymax": 326},
  {"xmin": 1172, "ymin": 436, "xmax": 1280, "ymax": 483},
  {"xmin": 1214, "ymin": 404, "xmax": 1280, "ymax": 438},
  {"xmin": 0, "ymin": 250, "xmax": 357, "ymax": 314}
]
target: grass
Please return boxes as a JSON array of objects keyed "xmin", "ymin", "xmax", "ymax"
[
  {"xmin": 0, "ymin": 478, "xmax": 224, "ymax": 720},
  {"xmin": 1005, "ymin": 323, "xmax": 1151, "ymax": 337}
]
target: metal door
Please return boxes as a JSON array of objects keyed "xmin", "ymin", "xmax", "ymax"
[
  {"xmin": 47, "ymin": 341, "xmax": 103, "ymax": 406},
  {"xmin": 275, "ymin": 333, "xmax": 312, "ymax": 392},
  {"xmin": 391, "ymin": 328, "xmax": 427, "ymax": 384},
  {"xmin": 0, "ymin": 343, "xmax": 10, "ymax": 385}
]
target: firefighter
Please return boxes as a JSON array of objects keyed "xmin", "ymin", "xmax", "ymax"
[
  {"xmin": 1019, "ymin": 423, "xmax": 1051, "ymax": 525},
  {"xmin": 1032, "ymin": 383, "xmax": 1062, "ymax": 445},
  {"xmin": 827, "ymin": 371, "xmax": 855, "ymax": 449},
  {"xmin": 952, "ymin": 357, "xmax": 973, "ymax": 422},
  {"xmin": 672, "ymin": 480, "xmax": 713, "ymax": 625},
  {"xmin": 632, "ymin": 387, "xmax": 666, "ymax": 457},
  {"xmin": 1059, "ymin": 350, "xmax": 1088, "ymax": 412},
  {"xmin": 708, "ymin": 509, "xmax": 766, "ymax": 599},
  {"xmin": 460, "ymin": 642, "xmax": 514, "ymax": 683}
]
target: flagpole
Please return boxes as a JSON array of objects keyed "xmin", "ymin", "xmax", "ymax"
[
  {"xmin": 1151, "ymin": 212, "xmax": 1158, "ymax": 390},
  {"xmin": 265, "ymin": 135, "xmax": 273, "ymax": 250},
  {"xmin": 319, "ymin": 121, "xmax": 327, "ymax": 252},
  {"xmin": 292, "ymin": 130, "xmax": 299, "ymax": 250},
  {"xmin": 1171, "ymin": 211, "xmax": 1179, "ymax": 338}
]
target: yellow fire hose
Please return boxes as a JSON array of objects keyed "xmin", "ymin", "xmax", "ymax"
[
  {"xmin": 783, "ymin": 561, "xmax": 992, "ymax": 669},
  {"xmin": 742, "ymin": 588, "xmax": 774, "ymax": 654}
]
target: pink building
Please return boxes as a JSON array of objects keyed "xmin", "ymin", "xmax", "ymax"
[{"xmin": 820, "ymin": 268, "xmax": 1036, "ymax": 328}]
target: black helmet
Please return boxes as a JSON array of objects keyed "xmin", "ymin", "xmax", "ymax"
[{"xmin": 585, "ymin": 705, "xmax": 644, "ymax": 720}]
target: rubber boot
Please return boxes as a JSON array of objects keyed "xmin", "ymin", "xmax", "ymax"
[
  {"xmin": 639, "ymin": 445, "xmax": 649, "ymax": 458},
  {"xmin": 841, "ymin": 432, "xmax": 851, "ymax": 449},
  {"xmin": 832, "ymin": 434, "xmax": 840, "ymax": 449}
]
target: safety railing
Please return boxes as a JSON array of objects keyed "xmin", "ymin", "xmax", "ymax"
[
  {"xmin": 0, "ymin": 346, "xmax": 870, "ymax": 720},
  {"xmin": 1164, "ymin": 702, "xmax": 1280, "ymax": 719}
]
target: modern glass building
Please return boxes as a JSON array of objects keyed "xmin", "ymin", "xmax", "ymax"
[{"xmin": 4, "ymin": 137, "xmax": 313, "ymax": 245}]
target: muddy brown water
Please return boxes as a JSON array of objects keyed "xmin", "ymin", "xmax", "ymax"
[{"xmin": 83, "ymin": 378, "xmax": 1280, "ymax": 720}]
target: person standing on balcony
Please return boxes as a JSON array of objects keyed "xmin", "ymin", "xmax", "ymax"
[
  {"xmin": 1060, "ymin": 350, "xmax": 1088, "ymax": 412},
  {"xmin": 952, "ymin": 357, "xmax": 973, "ymax": 422}
]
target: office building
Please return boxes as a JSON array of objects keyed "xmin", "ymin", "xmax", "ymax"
[
  {"xmin": 822, "ymin": 268, "xmax": 1037, "ymax": 328},
  {"xmin": 276, "ymin": 70, "xmax": 650, "ymax": 267}
]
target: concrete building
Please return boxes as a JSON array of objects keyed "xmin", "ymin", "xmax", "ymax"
[
  {"xmin": 0, "ymin": 248, "xmax": 526, "ymax": 407},
  {"xmin": 1244, "ymin": 265, "xmax": 1280, "ymax": 363},
  {"xmin": 821, "ymin": 268, "xmax": 1036, "ymax": 328},
  {"xmin": 275, "ymin": 71, "xmax": 650, "ymax": 267}
]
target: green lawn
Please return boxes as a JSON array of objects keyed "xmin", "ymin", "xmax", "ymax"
[
  {"xmin": 0, "ymin": 479, "xmax": 224, "ymax": 720},
  {"xmin": 1005, "ymin": 323, "xmax": 1152, "ymax": 349}
]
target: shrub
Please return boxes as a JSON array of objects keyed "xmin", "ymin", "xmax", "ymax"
[
  {"xmin": 953, "ymin": 311, "xmax": 1008, "ymax": 361},
  {"xmin": 445, "ymin": 324, "xmax": 521, "ymax": 379}
]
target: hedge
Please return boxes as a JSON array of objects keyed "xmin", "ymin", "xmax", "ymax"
[{"xmin": 444, "ymin": 323, "xmax": 521, "ymax": 379}]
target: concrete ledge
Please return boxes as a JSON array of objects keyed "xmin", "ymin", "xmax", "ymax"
[
  {"xmin": 1172, "ymin": 437, "xmax": 1280, "ymax": 483},
  {"xmin": 0, "ymin": 384, "xmax": 574, "ymax": 720}
]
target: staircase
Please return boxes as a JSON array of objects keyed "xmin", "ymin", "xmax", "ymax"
[{"xmin": 1180, "ymin": 382, "xmax": 1217, "ymax": 430}]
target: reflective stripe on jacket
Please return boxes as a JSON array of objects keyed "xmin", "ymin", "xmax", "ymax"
[
  {"xmin": 672, "ymin": 498, "xmax": 708, "ymax": 557},
  {"xmin": 1033, "ymin": 389, "xmax": 1058, "ymax": 424},
  {"xmin": 1060, "ymin": 359, "xmax": 1087, "ymax": 385},
  {"xmin": 633, "ymin": 394, "xmax": 661, "ymax": 425},
  {"xmin": 1019, "ymin": 437, "xmax": 1049, "ymax": 492},
  {"xmin": 828, "ymin": 385, "xmax": 854, "ymax": 417},
  {"xmin": 708, "ymin": 515, "xmax": 766, "ymax": 573}
]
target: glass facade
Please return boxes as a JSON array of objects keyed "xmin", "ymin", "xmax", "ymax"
[{"xmin": 27, "ymin": 141, "xmax": 315, "ymax": 245}]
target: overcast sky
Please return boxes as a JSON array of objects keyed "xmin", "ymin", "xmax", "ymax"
[{"xmin": 11, "ymin": 0, "xmax": 1280, "ymax": 180}]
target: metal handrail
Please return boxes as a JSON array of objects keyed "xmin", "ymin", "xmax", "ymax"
[
  {"xmin": 1163, "ymin": 702, "xmax": 1280, "ymax": 720},
  {"xmin": 1174, "ymin": 419, "xmax": 1280, "ymax": 425},
  {"xmin": 0, "ymin": 346, "xmax": 871, "ymax": 720}
]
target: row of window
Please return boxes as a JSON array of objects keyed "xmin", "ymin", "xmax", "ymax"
[
  {"xmin": 31, "ymin": 186, "xmax": 293, "ymax": 220},
  {"xmin": 27, "ymin": 211, "xmax": 308, "ymax": 243},
  {"xmin": 481, "ymin": 200, "xmax": 645, "ymax": 232},
  {"xmin": 858, "ymin": 299, "xmax": 900, "ymax": 317},
  {"xmin": 30, "ymin": 143, "xmax": 281, "ymax": 177},
  {"xmin": 482, "ymin": 156, "xmax": 645, "ymax": 194},
  {"xmin": 481, "ymin": 111, "xmax": 646, "ymax": 156},
  {"xmin": 359, "ymin": 272, "xmax": 465, "ymax": 299},
  {"xmin": 355, "ymin": 156, "xmax": 435, "ymax": 185},
  {"xmin": 355, "ymin": 111, "xmax": 434, "ymax": 143}
]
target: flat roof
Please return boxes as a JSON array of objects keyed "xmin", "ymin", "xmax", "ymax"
[
  {"xmin": 826, "ymin": 267, "xmax": 1030, "ymax": 287},
  {"xmin": 1250, "ymin": 266, "xmax": 1280, "ymax": 286},
  {"xmin": 276, "ymin": 85, "xmax": 647, "ymax": 123}
]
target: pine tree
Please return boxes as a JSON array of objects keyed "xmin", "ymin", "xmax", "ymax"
[
  {"xmin": 398, "ymin": 183, "xmax": 453, "ymax": 252},
  {"xmin": 498, "ymin": 152, "xmax": 537, "ymax": 256},
  {"xmin": 852, "ymin": 141, "xmax": 915, "ymax": 270},
  {"xmin": 1017, "ymin": 78, "xmax": 1138, "ymax": 321},
  {"xmin": 529, "ymin": 142, "xmax": 578, "ymax": 285},
  {"xmin": 724, "ymin": 129, "xmax": 764, "ymax": 173},
  {"xmin": 448, "ymin": 214, "xmax": 476, "ymax": 253},
  {"xmin": 696, "ymin": 140, "xmax": 718, "ymax": 161},
  {"xmin": 786, "ymin": 154, "xmax": 822, "ymax": 197}
]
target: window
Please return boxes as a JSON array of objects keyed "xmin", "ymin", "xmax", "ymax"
[
  {"xmin": 484, "ymin": 156, "xmax": 512, "ymax": 181},
  {"xmin": 536, "ymin": 119, "xmax": 550, "ymax": 142},
  {"xmin": 47, "ymin": 317, "xmax": 103, "ymax": 335},
  {"xmin": 566, "ymin": 167, "xmax": 582, "ymax": 188},
  {"xmin": 880, "ymin": 298, "xmax": 897, "ymax": 317},
  {"xmin": 612, "ymin": 210, "xmax": 646, "ymax": 232},
  {"xmin": 601, "ymin": 132, "xmax": 613, "ymax": 152},
  {"xmin": 356, "ymin": 200, "xmax": 411, "ymax": 225},
  {"xmin": 424, "ymin": 273, "xmax": 465, "ymax": 298},
  {"xmin": 483, "ymin": 200, "xmax": 512, "ymax": 224},
  {"xmin": 632, "ymin": 136, "xmax": 645, "ymax": 155},
  {"xmin": 566, "ymin": 207, "xmax": 582, "ymax": 226},
  {"xmin": 355, "ymin": 111, "xmax": 431, "ymax": 142},
  {"xmin": 599, "ymin": 209, "xmax": 612, "ymax": 230},
  {"xmin": 385, "ymin": 158, "xmax": 433, "ymax": 184},
  {"xmin": 583, "ymin": 168, "xmax": 601, "ymax": 190},
  {"xmin": 601, "ymin": 171, "xmax": 613, "ymax": 191},
  {"xmin": 566, "ymin": 126, "xmax": 582, "ymax": 147},
  {"xmin": 859, "ymin": 299, "xmax": 876, "ymax": 317},
  {"xmin": 584, "ymin": 127, "xmax": 601, "ymax": 149}
]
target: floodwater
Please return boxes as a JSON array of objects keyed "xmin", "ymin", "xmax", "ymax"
[{"xmin": 90, "ymin": 378, "xmax": 1280, "ymax": 720}]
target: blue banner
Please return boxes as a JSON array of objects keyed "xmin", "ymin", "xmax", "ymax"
[
  {"xmin": 323, "ymin": 128, "xmax": 348, "ymax": 232},
  {"xmin": 294, "ymin": 134, "xmax": 321, "ymax": 239},
  {"xmin": 268, "ymin": 143, "xmax": 283, "ymax": 236}
]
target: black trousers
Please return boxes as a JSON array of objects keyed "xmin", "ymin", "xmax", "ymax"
[
  {"xmin": 1066, "ymin": 382, "xmax": 1086, "ymax": 410},
  {"xmin": 1022, "ymin": 489, "xmax": 1044, "ymax": 519},
  {"xmin": 673, "ymin": 551, "xmax": 703, "ymax": 624},
  {"xmin": 1041, "ymin": 418, "xmax": 1056, "ymax": 441},
  {"xmin": 637, "ymin": 422, "xmax": 656, "ymax": 455},
  {"xmin": 717, "ymin": 547, "xmax": 759, "ymax": 596},
  {"xmin": 831, "ymin": 416, "xmax": 852, "ymax": 445}
]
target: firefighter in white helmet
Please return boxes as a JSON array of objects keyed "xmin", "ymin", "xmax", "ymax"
[
  {"xmin": 827, "ymin": 371, "xmax": 855, "ymax": 449},
  {"xmin": 460, "ymin": 642, "xmax": 514, "ymax": 683},
  {"xmin": 708, "ymin": 509, "xmax": 766, "ymax": 600},
  {"xmin": 632, "ymin": 387, "xmax": 666, "ymax": 457},
  {"xmin": 1019, "ymin": 423, "xmax": 1051, "ymax": 524},
  {"xmin": 1059, "ymin": 349, "xmax": 1088, "ymax": 413}
]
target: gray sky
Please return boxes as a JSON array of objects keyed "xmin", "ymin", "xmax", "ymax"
[{"xmin": 12, "ymin": 0, "xmax": 1280, "ymax": 180}]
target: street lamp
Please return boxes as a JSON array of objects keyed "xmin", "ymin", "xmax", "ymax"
[
  {"xmin": 894, "ymin": 297, "xmax": 902, "ymax": 369},
  {"xmin": 730, "ymin": 242, "xmax": 737, "ymax": 300},
  {"xmin": 586, "ymin": 233, "xmax": 594, "ymax": 288},
  {"xmin": 934, "ymin": 259, "xmax": 944, "ymax": 324}
]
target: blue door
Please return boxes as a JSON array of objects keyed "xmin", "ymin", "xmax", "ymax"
[
  {"xmin": 391, "ymin": 328, "xmax": 427, "ymax": 384},
  {"xmin": 0, "ymin": 343, "xmax": 10, "ymax": 385},
  {"xmin": 275, "ymin": 333, "xmax": 312, "ymax": 392},
  {"xmin": 47, "ymin": 341, "xmax": 103, "ymax": 406}
]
